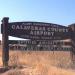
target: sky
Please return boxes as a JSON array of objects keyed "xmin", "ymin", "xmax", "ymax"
[{"xmin": 0, "ymin": 0, "xmax": 75, "ymax": 40}]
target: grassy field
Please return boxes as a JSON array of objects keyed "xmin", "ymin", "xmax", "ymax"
[
  {"xmin": 9, "ymin": 50, "xmax": 72, "ymax": 68},
  {"xmin": 0, "ymin": 48, "xmax": 75, "ymax": 75}
]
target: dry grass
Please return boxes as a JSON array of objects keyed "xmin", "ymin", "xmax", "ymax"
[
  {"xmin": 9, "ymin": 50, "xmax": 72, "ymax": 68},
  {"xmin": 1, "ymin": 63, "xmax": 75, "ymax": 75},
  {"xmin": 0, "ymin": 48, "xmax": 75, "ymax": 75}
]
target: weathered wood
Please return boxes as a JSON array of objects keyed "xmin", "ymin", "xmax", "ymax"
[{"xmin": 2, "ymin": 17, "xmax": 9, "ymax": 67}]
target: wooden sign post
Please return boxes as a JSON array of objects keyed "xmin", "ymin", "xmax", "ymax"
[
  {"xmin": 1, "ymin": 17, "xmax": 74, "ymax": 67},
  {"xmin": 2, "ymin": 17, "xmax": 9, "ymax": 67}
]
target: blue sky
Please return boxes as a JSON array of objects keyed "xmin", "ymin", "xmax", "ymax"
[
  {"xmin": 0, "ymin": 0, "xmax": 75, "ymax": 39},
  {"xmin": 0, "ymin": 0, "xmax": 75, "ymax": 25}
]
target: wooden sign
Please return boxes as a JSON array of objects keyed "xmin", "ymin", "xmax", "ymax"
[
  {"xmin": 1, "ymin": 22, "xmax": 70, "ymax": 40},
  {"xmin": 1, "ymin": 17, "xmax": 73, "ymax": 67}
]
